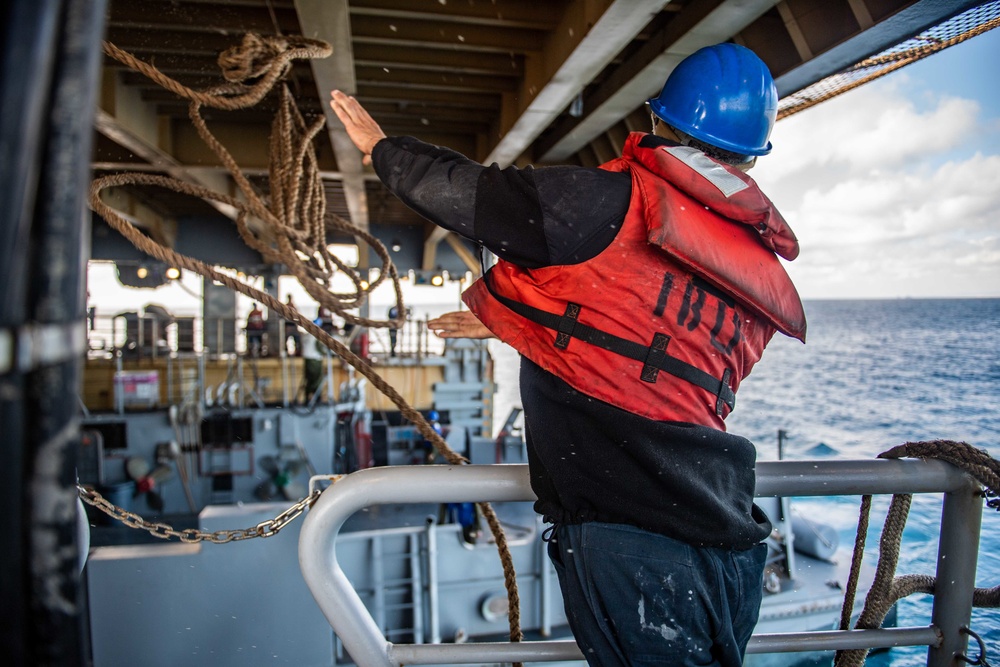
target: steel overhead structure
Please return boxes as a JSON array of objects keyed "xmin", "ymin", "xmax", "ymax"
[
  {"xmin": 536, "ymin": 0, "xmax": 780, "ymax": 163},
  {"xmin": 90, "ymin": 0, "xmax": 997, "ymax": 277}
]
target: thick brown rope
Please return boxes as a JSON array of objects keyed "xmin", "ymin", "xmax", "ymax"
[
  {"xmin": 838, "ymin": 494, "xmax": 872, "ymax": 633},
  {"xmin": 103, "ymin": 34, "xmax": 329, "ymax": 111},
  {"xmin": 92, "ymin": 35, "xmax": 523, "ymax": 649},
  {"xmin": 834, "ymin": 440, "xmax": 1000, "ymax": 667}
]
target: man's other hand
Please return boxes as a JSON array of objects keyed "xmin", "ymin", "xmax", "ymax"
[{"xmin": 428, "ymin": 311, "xmax": 495, "ymax": 340}]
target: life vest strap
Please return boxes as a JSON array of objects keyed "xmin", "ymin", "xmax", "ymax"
[
  {"xmin": 554, "ymin": 303, "xmax": 580, "ymax": 349},
  {"xmin": 486, "ymin": 280, "xmax": 735, "ymax": 414}
]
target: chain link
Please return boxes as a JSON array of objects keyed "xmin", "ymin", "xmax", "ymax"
[
  {"xmin": 960, "ymin": 627, "xmax": 993, "ymax": 667},
  {"xmin": 77, "ymin": 484, "xmax": 323, "ymax": 544}
]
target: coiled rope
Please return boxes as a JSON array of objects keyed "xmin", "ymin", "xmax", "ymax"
[
  {"xmin": 835, "ymin": 439, "xmax": 1000, "ymax": 667},
  {"xmin": 89, "ymin": 34, "xmax": 522, "ymax": 650}
]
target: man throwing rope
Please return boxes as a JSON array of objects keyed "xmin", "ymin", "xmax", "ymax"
[{"xmin": 331, "ymin": 43, "xmax": 806, "ymax": 667}]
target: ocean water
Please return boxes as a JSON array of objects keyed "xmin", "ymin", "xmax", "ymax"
[{"xmin": 491, "ymin": 298, "xmax": 1000, "ymax": 666}]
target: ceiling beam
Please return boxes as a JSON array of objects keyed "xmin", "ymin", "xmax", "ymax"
[
  {"xmin": 776, "ymin": 1, "xmax": 815, "ymax": 62},
  {"xmin": 485, "ymin": 0, "xmax": 672, "ymax": 167},
  {"xmin": 92, "ymin": 162, "xmax": 383, "ymax": 182},
  {"xmin": 107, "ymin": 0, "xmax": 300, "ymax": 34},
  {"xmin": 354, "ymin": 48, "xmax": 524, "ymax": 78},
  {"xmin": 348, "ymin": 0, "xmax": 561, "ymax": 30},
  {"xmin": 350, "ymin": 14, "xmax": 548, "ymax": 54},
  {"xmin": 93, "ymin": 107, "xmax": 275, "ymax": 241},
  {"xmin": 97, "ymin": 184, "xmax": 177, "ymax": 249},
  {"xmin": 294, "ymin": 0, "xmax": 370, "ymax": 237},
  {"xmin": 445, "ymin": 234, "xmax": 480, "ymax": 275},
  {"xmin": 538, "ymin": 0, "xmax": 780, "ymax": 162},
  {"xmin": 422, "ymin": 226, "xmax": 450, "ymax": 271},
  {"xmin": 356, "ymin": 66, "xmax": 518, "ymax": 94}
]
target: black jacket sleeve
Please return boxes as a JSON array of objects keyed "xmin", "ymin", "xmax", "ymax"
[{"xmin": 372, "ymin": 136, "xmax": 631, "ymax": 268}]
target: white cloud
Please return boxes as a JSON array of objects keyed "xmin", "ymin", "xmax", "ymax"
[
  {"xmin": 758, "ymin": 77, "xmax": 980, "ymax": 184},
  {"xmin": 752, "ymin": 76, "xmax": 999, "ymax": 299}
]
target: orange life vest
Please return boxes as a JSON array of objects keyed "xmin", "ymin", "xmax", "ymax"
[{"xmin": 463, "ymin": 133, "xmax": 805, "ymax": 429}]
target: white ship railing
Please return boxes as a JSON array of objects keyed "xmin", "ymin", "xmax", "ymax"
[{"xmin": 299, "ymin": 459, "xmax": 982, "ymax": 666}]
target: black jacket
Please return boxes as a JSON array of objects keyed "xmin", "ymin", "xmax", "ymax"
[{"xmin": 372, "ymin": 135, "xmax": 771, "ymax": 550}]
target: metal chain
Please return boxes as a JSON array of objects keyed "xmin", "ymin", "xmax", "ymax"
[
  {"xmin": 77, "ymin": 484, "xmax": 322, "ymax": 544},
  {"xmin": 959, "ymin": 627, "xmax": 993, "ymax": 667}
]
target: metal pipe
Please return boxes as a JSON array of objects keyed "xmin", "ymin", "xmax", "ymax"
[
  {"xmin": 0, "ymin": 0, "xmax": 58, "ymax": 658},
  {"xmin": 197, "ymin": 351, "xmax": 206, "ymax": 412},
  {"xmin": 373, "ymin": 534, "xmax": 386, "ymax": 632},
  {"xmin": 755, "ymin": 458, "xmax": 966, "ymax": 496},
  {"xmin": 301, "ymin": 466, "xmax": 529, "ymax": 666},
  {"xmin": 137, "ymin": 315, "xmax": 145, "ymax": 362},
  {"xmin": 539, "ymin": 524, "xmax": 552, "ymax": 638},
  {"xmin": 748, "ymin": 627, "xmax": 940, "ymax": 654},
  {"xmin": 280, "ymin": 321, "xmax": 290, "ymax": 408},
  {"xmin": 326, "ymin": 351, "xmax": 335, "ymax": 452},
  {"xmin": 236, "ymin": 354, "xmax": 244, "ymax": 409},
  {"xmin": 115, "ymin": 353, "xmax": 124, "ymax": 414},
  {"xmin": 927, "ymin": 475, "xmax": 982, "ymax": 667},
  {"xmin": 383, "ymin": 626, "xmax": 940, "ymax": 663},
  {"xmin": 389, "ymin": 639, "xmax": 584, "ymax": 664},
  {"xmin": 409, "ymin": 533, "xmax": 424, "ymax": 644},
  {"xmin": 426, "ymin": 515, "xmax": 441, "ymax": 645},
  {"xmin": 9, "ymin": 1, "xmax": 108, "ymax": 663},
  {"xmin": 299, "ymin": 460, "xmax": 973, "ymax": 666},
  {"xmin": 167, "ymin": 353, "xmax": 174, "ymax": 404}
]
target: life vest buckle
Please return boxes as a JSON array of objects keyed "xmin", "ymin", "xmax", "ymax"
[
  {"xmin": 554, "ymin": 303, "xmax": 581, "ymax": 349},
  {"xmin": 640, "ymin": 333, "xmax": 671, "ymax": 383},
  {"xmin": 715, "ymin": 368, "xmax": 734, "ymax": 416}
]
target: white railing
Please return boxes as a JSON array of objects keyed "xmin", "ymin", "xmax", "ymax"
[
  {"xmin": 86, "ymin": 312, "xmax": 443, "ymax": 360},
  {"xmin": 299, "ymin": 459, "xmax": 982, "ymax": 666}
]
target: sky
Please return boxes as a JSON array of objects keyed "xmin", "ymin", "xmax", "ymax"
[
  {"xmin": 87, "ymin": 25, "xmax": 1000, "ymax": 317},
  {"xmin": 751, "ymin": 26, "xmax": 1000, "ymax": 299}
]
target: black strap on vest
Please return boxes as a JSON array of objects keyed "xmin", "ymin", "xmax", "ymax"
[{"xmin": 485, "ymin": 278, "xmax": 736, "ymax": 415}]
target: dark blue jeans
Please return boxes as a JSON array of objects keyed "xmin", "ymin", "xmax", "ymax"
[{"xmin": 548, "ymin": 522, "xmax": 767, "ymax": 667}]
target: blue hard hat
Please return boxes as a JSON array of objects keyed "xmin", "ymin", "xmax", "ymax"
[
  {"xmin": 428, "ymin": 410, "xmax": 440, "ymax": 421},
  {"xmin": 647, "ymin": 43, "xmax": 778, "ymax": 156}
]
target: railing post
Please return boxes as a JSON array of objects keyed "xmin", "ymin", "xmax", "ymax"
[
  {"xmin": 280, "ymin": 320, "xmax": 290, "ymax": 408},
  {"xmin": 115, "ymin": 353, "xmax": 124, "ymax": 415},
  {"xmin": 426, "ymin": 515, "xmax": 441, "ymax": 644},
  {"xmin": 197, "ymin": 351, "xmax": 206, "ymax": 412},
  {"xmin": 927, "ymin": 475, "xmax": 982, "ymax": 667},
  {"xmin": 409, "ymin": 532, "xmax": 424, "ymax": 644},
  {"xmin": 540, "ymin": 524, "xmax": 553, "ymax": 637}
]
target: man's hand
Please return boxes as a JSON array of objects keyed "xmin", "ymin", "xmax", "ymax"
[
  {"xmin": 428, "ymin": 311, "xmax": 495, "ymax": 340},
  {"xmin": 329, "ymin": 89, "xmax": 387, "ymax": 166}
]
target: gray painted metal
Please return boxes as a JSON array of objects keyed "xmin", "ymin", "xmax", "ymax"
[
  {"xmin": 87, "ymin": 503, "xmax": 335, "ymax": 667},
  {"xmin": 299, "ymin": 458, "xmax": 977, "ymax": 665},
  {"xmin": 300, "ymin": 465, "xmax": 531, "ymax": 667},
  {"xmin": 928, "ymin": 475, "xmax": 982, "ymax": 667},
  {"xmin": 749, "ymin": 627, "xmax": 941, "ymax": 653},
  {"xmin": 484, "ymin": 0, "xmax": 671, "ymax": 168}
]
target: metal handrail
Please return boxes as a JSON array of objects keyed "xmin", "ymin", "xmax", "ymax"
[{"xmin": 299, "ymin": 459, "xmax": 981, "ymax": 666}]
